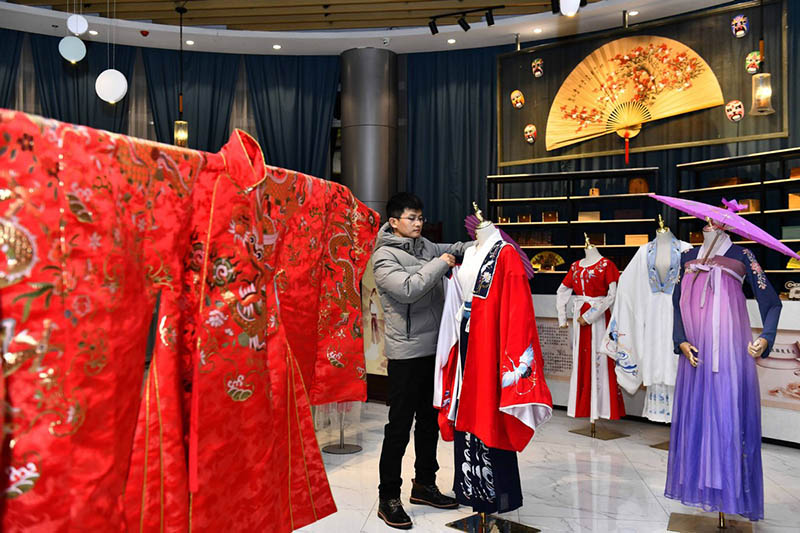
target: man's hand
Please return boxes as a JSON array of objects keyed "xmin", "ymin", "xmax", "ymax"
[
  {"xmin": 439, "ymin": 253, "xmax": 456, "ymax": 267},
  {"xmin": 748, "ymin": 337, "xmax": 768, "ymax": 358},
  {"xmin": 679, "ymin": 342, "xmax": 699, "ymax": 367}
]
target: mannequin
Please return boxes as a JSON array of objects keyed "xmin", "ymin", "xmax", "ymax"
[
  {"xmin": 599, "ymin": 216, "xmax": 692, "ymax": 423},
  {"xmin": 434, "ymin": 203, "xmax": 552, "ymax": 516},
  {"xmin": 667, "ymin": 217, "xmax": 782, "ymax": 521},
  {"xmin": 654, "ymin": 215, "xmax": 673, "ymax": 282},
  {"xmin": 556, "ymin": 233, "xmax": 626, "ymax": 425}
]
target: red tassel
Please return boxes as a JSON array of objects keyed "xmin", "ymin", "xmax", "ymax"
[{"xmin": 624, "ymin": 131, "xmax": 630, "ymax": 165}]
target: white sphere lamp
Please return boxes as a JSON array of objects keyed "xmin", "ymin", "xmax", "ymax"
[
  {"xmin": 67, "ymin": 14, "xmax": 89, "ymax": 36},
  {"xmin": 58, "ymin": 36, "xmax": 86, "ymax": 64},
  {"xmin": 95, "ymin": 69, "xmax": 128, "ymax": 104}
]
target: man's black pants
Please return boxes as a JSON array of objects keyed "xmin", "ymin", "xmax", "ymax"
[{"xmin": 378, "ymin": 355, "xmax": 440, "ymax": 500}]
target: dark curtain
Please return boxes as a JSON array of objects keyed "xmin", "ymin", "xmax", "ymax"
[
  {"xmin": 0, "ymin": 29, "xmax": 24, "ymax": 109},
  {"xmin": 406, "ymin": 44, "xmax": 512, "ymax": 242},
  {"xmin": 244, "ymin": 54, "xmax": 339, "ymax": 179},
  {"xmin": 142, "ymin": 49, "xmax": 239, "ymax": 152},
  {"xmin": 30, "ymin": 35, "xmax": 135, "ymax": 133}
]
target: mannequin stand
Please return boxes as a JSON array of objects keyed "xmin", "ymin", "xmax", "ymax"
[
  {"xmin": 321, "ymin": 409, "xmax": 362, "ymax": 455},
  {"xmin": 569, "ymin": 421, "xmax": 628, "ymax": 441},
  {"xmin": 667, "ymin": 512, "xmax": 752, "ymax": 532},
  {"xmin": 446, "ymin": 512, "xmax": 541, "ymax": 533},
  {"xmin": 650, "ymin": 440, "xmax": 670, "ymax": 450}
]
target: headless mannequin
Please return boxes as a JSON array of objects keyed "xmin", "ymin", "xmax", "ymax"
[
  {"xmin": 560, "ymin": 235, "xmax": 605, "ymax": 328},
  {"xmin": 459, "ymin": 210, "xmax": 501, "ymax": 304},
  {"xmin": 679, "ymin": 221, "xmax": 767, "ymax": 366},
  {"xmin": 655, "ymin": 222, "xmax": 673, "ymax": 282}
]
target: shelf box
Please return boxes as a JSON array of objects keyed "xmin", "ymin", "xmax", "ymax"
[
  {"xmin": 577, "ymin": 211, "xmax": 601, "ymax": 221},
  {"xmin": 791, "ymin": 167, "xmax": 800, "ymax": 178},
  {"xmin": 789, "ymin": 194, "xmax": 800, "ymax": 209},
  {"xmin": 625, "ymin": 234, "xmax": 649, "ymax": 246},
  {"xmin": 542, "ymin": 211, "xmax": 559, "ymax": 222},
  {"xmin": 782, "ymin": 226, "xmax": 800, "ymax": 240},
  {"xmin": 690, "ymin": 231, "xmax": 704, "ymax": 244},
  {"xmin": 614, "ymin": 208, "xmax": 643, "ymax": 219},
  {"xmin": 708, "ymin": 176, "xmax": 743, "ymax": 188},
  {"xmin": 586, "ymin": 232, "xmax": 606, "ymax": 246},
  {"xmin": 740, "ymin": 198, "xmax": 760, "ymax": 212}
]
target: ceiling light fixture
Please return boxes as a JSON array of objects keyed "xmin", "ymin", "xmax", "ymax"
[
  {"xmin": 273, "ymin": 44, "xmax": 282, "ymax": 50},
  {"xmin": 95, "ymin": 0, "xmax": 128, "ymax": 104},
  {"xmin": 458, "ymin": 15, "xmax": 471, "ymax": 32},
  {"xmin": 173, "ymin": 4, "xmax": 189, "ymax": 146},
  {"xmin": 533, "ymin": 27, "xmax": 543, "ymax": 34},
  {"xmin": 428, "ymin": 19, "xmax": 439, "ymax": 35},
  {"xmin": 551, "ymin": 0, "xmax": 587, "ymax": 17},
  {"xmin": 185, "ymin": 40, "xmax": 194, "ymax": 45},
  {"xmin": 447, "ymin": 38, "xmax": 457, "ymax": 44},
  {"xmin": 429, "ymin": 5, "xmax": 503, "ymax": 35},
  {"xmin": 89, "ymin": 30, "xmax": 98, "ymax": 36},
  {"xmin": 485, "ymin": 9, "xmax": 495, "ymax": 26},
  {"xmin": 629, "ymin": 10, "xmax": 639, "ymax": 16}
]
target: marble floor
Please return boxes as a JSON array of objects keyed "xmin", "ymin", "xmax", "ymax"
[{"xmin": 301, "ymin": 403, "xmax": 800, "ymax": 533}]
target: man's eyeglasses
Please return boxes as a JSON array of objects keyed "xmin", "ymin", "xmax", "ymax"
[{"xmin": 398, "ymin": 216, "xmax": 426, "ymax": 224}]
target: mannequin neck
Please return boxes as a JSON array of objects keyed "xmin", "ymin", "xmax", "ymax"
[
  {"xmin": 583, "ymin": 245, "xmax": 602, "ymax": 263},
  {"xmin": 475, "ymin": 223, "xmax": 499, "ymax": 246},
  {"xmin": 656, "ymin": 228, "xmax": 673, "ymax": 243},
  {"xmin": 701, "ymin": 226, "xmax": 728, "ymax": 259}
]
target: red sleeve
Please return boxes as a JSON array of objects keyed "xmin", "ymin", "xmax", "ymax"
[
  {"xmin": 561, "ymin": 262, "xmax": 575, "ymax": 288},
  {"xmin": 308, "ymin": 182, "xmax": 380, "ymax": 404}
]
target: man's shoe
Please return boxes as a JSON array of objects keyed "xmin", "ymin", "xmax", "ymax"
[
  {"xmin": 377, "ymin": 498, "xmax": 412, "ymax": 530},
  {"xmin": 409, "ymin": 479, "xmax": 459, "ymax": 509}
]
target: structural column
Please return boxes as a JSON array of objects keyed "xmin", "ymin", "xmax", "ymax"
[{"xmin": 340, "ymin": 48, "xmax": 397, "ymax": 217}]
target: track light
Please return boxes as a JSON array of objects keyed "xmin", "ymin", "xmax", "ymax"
[
  {"xmin": 485, "ymin": 9, "xmax": 495, "ymax": 26},
  {"xmin": 428, "ymin": 19, "xmax": 439, "ymax": 35},
  {"xmin": 458, "ymin": 15, "xmax": 471, "ymax": 32}
]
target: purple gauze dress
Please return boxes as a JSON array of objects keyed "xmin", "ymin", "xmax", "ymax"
[{"xmin": 666, "ymin": 243, "xmax": 781, "ymax": 521}]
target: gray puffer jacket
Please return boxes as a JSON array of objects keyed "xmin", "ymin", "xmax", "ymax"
[{"xmin": 372, "ymin": 222, "xmax": 472, "ymax": 360}]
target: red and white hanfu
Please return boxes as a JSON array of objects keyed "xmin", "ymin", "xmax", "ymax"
[{"xmin": 556, "ymin": 257, "xmax": 626, "ymax": 421}]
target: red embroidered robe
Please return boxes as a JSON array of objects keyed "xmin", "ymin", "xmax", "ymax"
[
  {"xmin": 437, "ymin": 240, "xmax": 553, "ymax": 452},
  {"xmin": 0, "ymin": 111, "xmax": 378, "ymax": 532}
]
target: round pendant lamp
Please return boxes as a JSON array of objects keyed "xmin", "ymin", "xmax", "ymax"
[
  {"xmin": 67, "ymin": 14, "xmax": 89, "ymax": 36},
  {"xmin": 58, "ymin": 35, "xmax": 86, "ymax": 63},
  {"xmin": 95, "ymin": 69, "xmax": 128, "ymax": 104}
]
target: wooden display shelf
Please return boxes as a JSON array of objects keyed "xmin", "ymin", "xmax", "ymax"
[
  {"xmin": 765, "ymin": 270, "xmax": 799, "ymax": 274},
  {"xmin": 533, "ymin": 270, "xmax": 568, "ymax": 274},
  {"xmin": 764, "ymin": 208, "xmax": 800, "ymax": 214},
  {"xmin": 487, "ymin": 167, "xmax": 659, "ymax": 183},
  {"xmin": 680, "ymin": 212, "xmax": 759, "ymax": 220},
  {"xmin": 520, "ymin": 245, "xmax": 570, "ymax": 249},
  {"xmin": 571, "ymin": 192, "xmax": 651, "ymax": 200},
  {"xmin": 676, "ymin": 146, "xmax": 800, "ymax": 172},
  {"xmin": 571, "ymin": 218, "xmax": 653, "ymax": 224},
  {"xmin": 678, "ymin": 181, "xmax": 761, "ymax": 194},
  {"xmin": 489, "ymin": 196, "xmax": 568, "ymax": 203},
  {"xmin": 495, "ymin": 221, "xmax": 568, "ymax": 226},
  {"xmin": 764, "ymin": 177, "xmax": 800, "ymax": 186}
]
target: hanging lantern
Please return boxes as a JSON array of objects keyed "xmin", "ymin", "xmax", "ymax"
[
  {"xmin": 67, "ymin": 14, "xmax": 89, "ymax": 36},
  {"xmin": 174, "ymin": 120, "xmax": 189, "ymax": 147},
  {"xmin": 750, "ymin": 73, "xmax": 775, "ymax": 115},
  {"xmin": 560, "ymin": 0, "xmax": 581, "ymax": 17},
  {"xmin": 95, "ymin": 69, "xmax": 128, "ymax": 104},
  {"xmin": 58, "ymin": 36, "xmax": 86, "ymax": 64}
]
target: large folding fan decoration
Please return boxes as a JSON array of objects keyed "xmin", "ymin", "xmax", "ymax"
[{"xmin": 546, "ymin": 36, "xmax": 724, "ymax": 159}]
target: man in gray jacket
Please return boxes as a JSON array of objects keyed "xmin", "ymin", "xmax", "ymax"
[{"xmin": 373, "ymin": 192, "xmax": 472, "ymax": 530}]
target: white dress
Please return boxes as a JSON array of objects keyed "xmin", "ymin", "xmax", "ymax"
[{"xmin": 600, "ymin": 235, "xmax": 692, "ymax": 422}]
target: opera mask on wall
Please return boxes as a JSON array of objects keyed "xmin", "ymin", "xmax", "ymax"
[
  {"xmin": 745, "ymin": 51, "xmax": 762, "ymax": 74},
  {"xmin": 510, "ymin": 90, "xmax": 525, "ymax": 109},
  {"xmin": 523, "ymin": 124, "xmax": 537, "ymax": 144},
  {"xmin": 731, "ymin": 15, "xmax": 749, "ymax": 38},
  {"xmin": 725, "ymin": 100, "xmax": 745, "ymax": 122},
  {"xmin": 531, "ymin": 58, "xmax": 544, "ymax": 78}
]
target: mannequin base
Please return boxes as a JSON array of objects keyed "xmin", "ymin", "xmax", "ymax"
[
  {"xmin": 446, "ymin": 513, "xmax": 541, "ymax": 533},
  {"xmin": 569, "ymin": 423, "xmax": 628, "ymax": 441},
  {"xmin": 650, "ymin": 440, "xmax": 670, "ymax": 450},
  {"xmin": 667, "ymin": 512, "xmax": 752, "ymax": 532},
  {"xmin": 321, "ymin": 443, "xmax": 362, "ymax": 454}
]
